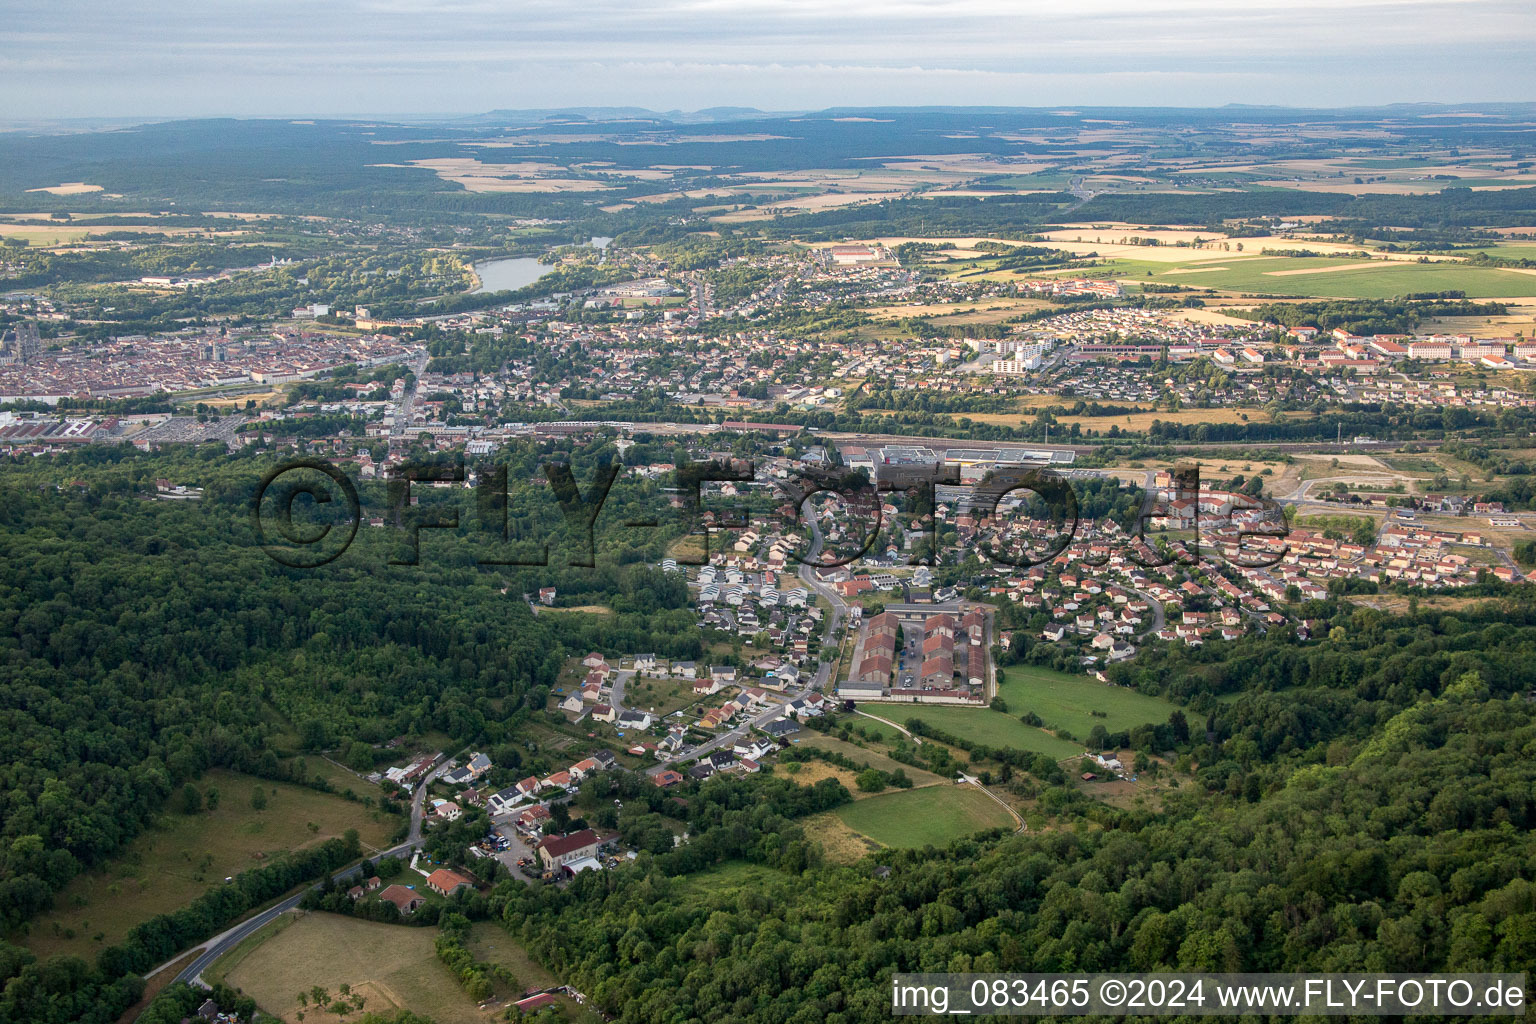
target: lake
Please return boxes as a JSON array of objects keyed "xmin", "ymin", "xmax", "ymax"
[
  {"xmin": 471, "ymin": 237, "xmax": 611, "ymax": 294},
  {"xmin": 471, "ymin": 256, "xmax": 547, "ymax": 294}
]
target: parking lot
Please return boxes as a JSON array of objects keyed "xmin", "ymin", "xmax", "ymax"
[{"xmin": 490, "ymin": 823, "xmax": 541, "ymax": 883}]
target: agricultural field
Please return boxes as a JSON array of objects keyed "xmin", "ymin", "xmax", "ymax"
[
  {"xmin": 995, "ymin": 665, "xmax": 1203, "ymax": 740},
  {"xmin": 1463, "ymin": 245, "xmax": 1536, "ymax": 261},
  {"xmin": 0, "ymin": 223, "xmax": 98, "ymax": 244},
  {"xmin": 833, "ymin": 785, "xmax": 1016, "ymax": 848},
  {"xmin": 20, "ymin": 769, "xmax": 400, "ymax": 961},
  {"xmin": 1082, "ymin": 253, "xmax": 1536, "ymax": 299}
]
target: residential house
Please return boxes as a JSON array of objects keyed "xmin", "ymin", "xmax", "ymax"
[
  {"xmin": 377, "ymin": 884, "xmax": 425, "ymax": 915},
  {"xmin": 426, "ymin": 868, "xmax": 476, "ymax": 897}
]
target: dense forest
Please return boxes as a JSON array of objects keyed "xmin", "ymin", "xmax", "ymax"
[
  {"xmin": 476, "ymin": 593, "xmax": 1536, "ymax": 1024},
  {"xmin": 491, "ymin": 662, "xmax": 1535, "ymax": 1023}
]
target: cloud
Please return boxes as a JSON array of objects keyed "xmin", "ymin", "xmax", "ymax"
[{"xmin": 0, "ymin": 0, "xmax": 1530, "ymax": 117}]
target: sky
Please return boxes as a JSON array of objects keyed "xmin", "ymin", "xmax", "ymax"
[{"xmin": 2, "ymin": 0, "xmax": 1533, "ymax": 119}]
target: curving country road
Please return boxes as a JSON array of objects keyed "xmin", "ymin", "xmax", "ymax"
[{"xmin": 161, "ymin": 756, "xmax": 453, "ymax": 987}]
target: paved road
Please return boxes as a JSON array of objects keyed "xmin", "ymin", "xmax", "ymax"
[
  {"xmin": 608, "ymin": 669, "xmax": 633, "ymax": 716},
  {"xmin": 798, "ymin": 510, "xmax": 850, "ymax": 637},
  {"xmin": 1126, "ymin": 586, "xmax": 1166, "ymax": 639},
  {"xmin": 389, "ymin": 349, "xmax": 431, "ymax": 438},
  {"xmin": 165, "ymin": 755, "xmax": 453, "ymax": 987}
]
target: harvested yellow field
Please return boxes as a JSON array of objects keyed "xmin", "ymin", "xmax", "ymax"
[
  {"xmin": 1420, "ymin": 307, "xmax": 1536, "ymax": 337},
  {"xmin": 199, "ymin": 389, "xmax": 285, "ymax": 409},
  {"xmin": 0, "ymin": 221, "xmax": 241, "ymax": 244},
  {"xmin": 862, "ymin": 298, "xmax": 1054, "ymax": 321},
  {"xmin": 399, "ymin": 158, "xmax": 616, "ymax": 193},
  {"xmin": 1059, "ymin": 408, "xmax": 1262, "ymax": 430},
  {"xmin": 25, "ymin": 182, "xmax": 104, "ymax": 195},
  {"xmin": 784, "ymin": 761, "xmax": 863, "ymax": 792},
  {"xmin": 1170, "ymin": 307, "xmax": 1270, "ymax": 328}
]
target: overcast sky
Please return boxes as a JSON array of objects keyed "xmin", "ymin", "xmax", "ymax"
[{"xmin": 2, "ymin": 0, "xmax": 1532, "ymax": 119}]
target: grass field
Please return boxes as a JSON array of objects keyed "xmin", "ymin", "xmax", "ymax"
[
  {"xmin": 1465, "ymin": 245, "xmax": 1536, "ymax": 261},
  {"xmin": 939, "ymin": 403, "xmax": 1272, "ymax": 432},
  {"xmin": 996, "ymin": 665, "xmax": 1201, "ymax": 740},
  {"xmin": 624, "ymin": 675, "xmax": 708, "ymax": 718},
  {"xmin": 840, "ymin": 714, "xmax": 910, "ymax": 744},
  {"xmin": 22, "ymin": 769, "xmax": 399, "ymax": 960},
  {"xmin": 833, "ymin": 785, "xmax": 1015, "ymax": 848},
  {"xmin": 879, "ymin": 703, "xmax": 1083, "ymax": 758},
  {"xmin": 224, "ymin": 914, "xmax": 492, "ymax": 1024},
  {"xmin": 467, "ymin": 921, "xmax": 559, "ymax": 991},
  {"xmin": 1378, "ymin": 456, "xmax": 1444, "ymax": 474},
  {"xmin": 675, "ymin": 861, "xmax": 792, "ymax": 900}
]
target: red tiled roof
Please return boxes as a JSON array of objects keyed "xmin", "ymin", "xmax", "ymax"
[{"xmin": 536, "ymin": 829, "xmax": 600, "ymax": 858}]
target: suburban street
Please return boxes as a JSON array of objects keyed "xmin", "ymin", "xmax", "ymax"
[{"xmin": 645, "ymin": 506, "xmax": 844, "ymax": 776}]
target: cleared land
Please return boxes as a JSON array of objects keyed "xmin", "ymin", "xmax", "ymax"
[
  {"xmin": 801, "ymin": 811, "xmax": 885, "ymax": 863},
  {"xmin": 833, "ymin": 785, "xmax": 1015, "ymax": 847},
  {"xmin": 675, "ymin": 861, "xmax": 791, "ymax": 899},
  {"xmin": 225, "ymin": 914, "xmax": 499, "ymax": 1024},
  {"xmin": 23, "ymin": 769, "xmax": 398, "ymax": 960}
]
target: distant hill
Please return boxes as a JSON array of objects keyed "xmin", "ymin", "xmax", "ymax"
[{"xmin": 464, "ymin": 106, "xmax": 786, "ymax": 126}]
